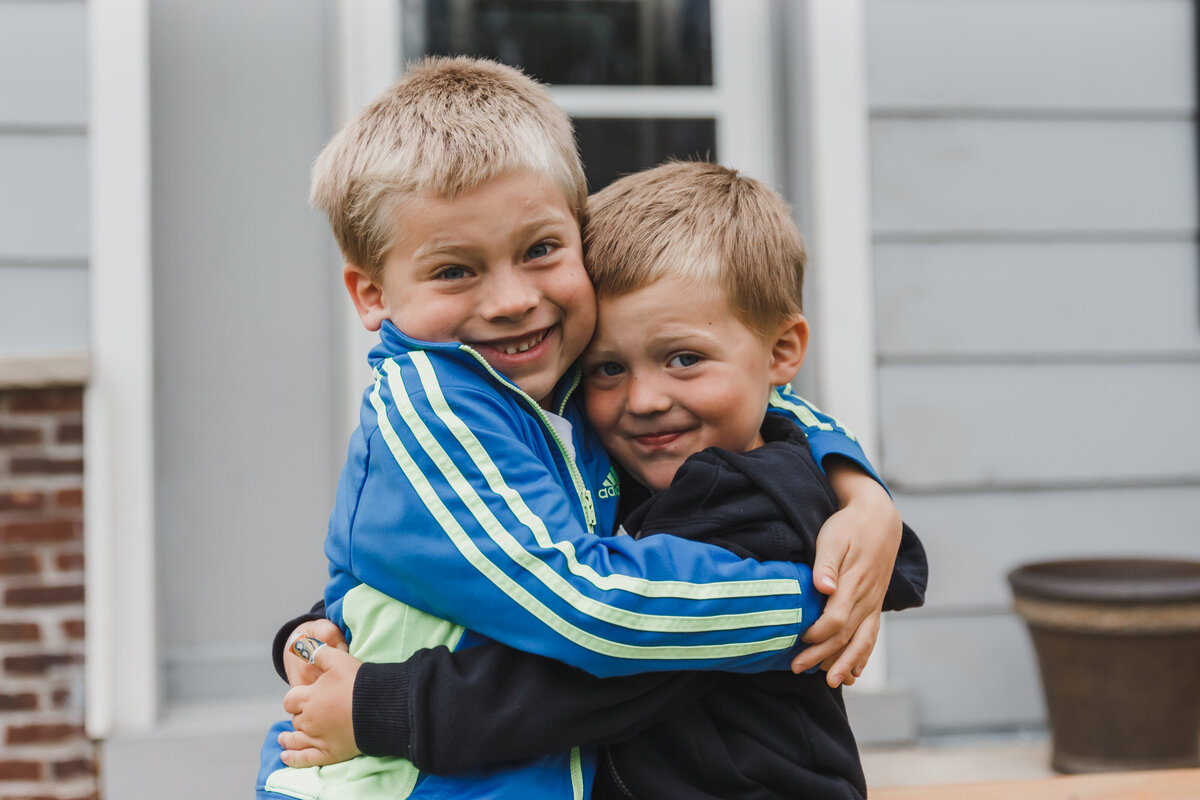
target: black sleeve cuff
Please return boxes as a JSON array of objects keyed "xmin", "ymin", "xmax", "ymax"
[
  {"xmin": 353, "ymin": 661, "xmax": 414, "ymax": 758},
  {"xmin": 270, "ymin": 601, "xmax": 328, "ymax": 683}
]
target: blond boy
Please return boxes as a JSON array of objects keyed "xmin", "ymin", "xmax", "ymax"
[{"xmin": 259, "ymin": 59, "xmax": 902, "ymax": 800}]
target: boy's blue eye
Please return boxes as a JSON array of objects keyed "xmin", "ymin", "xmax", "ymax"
[
  {"xmin": 668, "ymin": 353, "xmax": 701, "ymax": 368},
  {"xmin": 527, "ymin": 242, "xmax": 553, "ymax": 260},
  {"xmin": 594, "ymin": 362, "xmax": 624, "ymax": 377},
  {"xmin": 437, "ymin": 266, "xmax": 469, "ymax": 281}
]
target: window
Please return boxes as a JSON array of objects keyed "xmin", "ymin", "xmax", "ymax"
[{"xmin": 388, "ymin": 0, "xmax": 779, "ymax": 191}]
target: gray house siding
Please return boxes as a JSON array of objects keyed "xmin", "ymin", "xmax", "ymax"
[
  {"xmin": 148, "ymin": 0, "xmax": 342, "ymax": 704},
  {"xmin": 0, "ymin": 0, "xmax": 89, "ymax": 354},
  {"xmin": 866, "ymin": 0, "xmax": 1200, "ymax": 733}
]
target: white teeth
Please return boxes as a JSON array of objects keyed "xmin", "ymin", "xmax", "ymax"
[{"xmin": 501, "ymin": 329, "xmax": 547, "ymax": 355}]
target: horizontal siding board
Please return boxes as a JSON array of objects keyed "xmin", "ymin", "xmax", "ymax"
[
  {"xmin": 867, "ymin": 0, "xmax": 1194, "ymax": 113},
  {"xmin": 0, "ymin": 1, "xmax": 88, "ymax": 127},
  {"xmin": 879, "ymin": 363, "xmax": 1200, "ymax": 488},
  {"xmin": 888, "ymin": 613, "xmax": 1046, "ymax": 732},
  {"xmin": 895, "ymin": 486, "xmax": 1200, "ymax": 611},
  {"xmin": 165, "ymin": 647, "xmax": 283, "ymax": 702},
  {"xmin": 874, "ymin": 241, "xmax": 1200, "ymax": 358},
  {"xmin": 0, "ymin": 264, "xmax": 89, "ymax": 352},
  {"xmin": 870, "ymin": 118, "xmax": 1196, "ymax": 235},
  {"xmin": 0, "ymin": 134, "xmax": 88, "ymax": 260}
]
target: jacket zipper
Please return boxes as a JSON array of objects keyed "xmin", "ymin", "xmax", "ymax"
[{"xmin": 458, "ymin": 346, "xmax": 597, "ymax": 533}]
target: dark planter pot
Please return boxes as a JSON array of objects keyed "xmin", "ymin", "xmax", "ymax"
[{"xmin": 1008, "ymin": 558, "xmax": 1200, "ymax": 774}]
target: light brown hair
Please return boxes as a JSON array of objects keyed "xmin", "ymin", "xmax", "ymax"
[
  {"xmin": 310, "ymin": 56, "xmax": 587, "ymax": 278},
  {"xmin": 583, "ymin": 160, "xmax": 806, "ymax": 337}
]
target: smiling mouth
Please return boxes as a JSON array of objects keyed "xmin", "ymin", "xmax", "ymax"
[
  {"xmin": 475, "ymin": 327, "xmax": 552, "ymax": 356},
  {"xmin": 632, "ymin": 430, "xmax": 687, "ymax": 448}
]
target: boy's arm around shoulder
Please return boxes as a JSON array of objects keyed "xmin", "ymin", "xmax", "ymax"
[
  {"xmin": 766, "ymin": 388, "xmax": 918, "ymax": 681},
  {"xmin": 339, "ymin": 367, "xmax": 818, "ymax": 678}
]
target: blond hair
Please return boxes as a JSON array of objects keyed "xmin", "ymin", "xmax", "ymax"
[
  {"xmin": 310, "ymin": 56, "xmax": 586, "ymax": 277},
  {"xmin": 583, "ymin": 161, "xmax": 806, "ymax": 337}
]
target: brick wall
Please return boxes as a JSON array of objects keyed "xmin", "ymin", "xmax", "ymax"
[{"xmin": 0, "ymin": 387, "xmax": 97, "ymax": 799}]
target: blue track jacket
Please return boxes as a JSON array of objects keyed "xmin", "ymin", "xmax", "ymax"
[{"xmin": 258, "ymin": 321, "xmax": 880, "ymax": 800}]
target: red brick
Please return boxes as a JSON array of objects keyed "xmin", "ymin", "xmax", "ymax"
[
  {"xmin": 52, "ymin": 758, "xmax": 95, "ymax": 779},
  {"xmin": 53, "ymin": 489, "xmax": 83, "ymax": 509},
  {"xmin": 1, "ymin": 519, "xmax": 80, "ymax": 544},
  {"xmin": 4, "ymin": 653, "xmax": 80, "ymax": 675},
  {"xmin": 0, "ymin": 490, "xmax": 44, "ymax": 512},
  {"xmin": 5, "ymin": 584, "xmax": 85, "ymax": 607},
  {"xmin": 0, "ymin": 759, "xmax": 43, "ymax": 780},
  {"xmin": 0, "ymin": 693, "xmax": 38, "ymax": 712},
  {"xmin": 55, "ymin": 421, "xmax": 84, "ymax": 444},
  {"xmin": 9, "ymin": 389, "xmax": 83, "ymax": 413},
  {"xmin": 0, "ymin": 622, "xmax": 39, "ymax": 642},
  {"xmin": 50, "ymin": 688, "xmax": 71, "ymax": 708},
  {"xmin": 0, "ymin": 426, "xmax": 43, "ymax": 446},
  {"xmin": 0, "ymin": 553, "xmax": 40, "ymax": 576},
  {"xmin": 5, "ymin": 722, "xmax": 85, "ymax": 745},
  {"xmin": 61, "ymin": 619, "xmax": 85, "ymax": 639},
  {"xmin": 55, "ymin": 551, "xmax": 84, "ymax": 572},
  {"xmin": 9, "ymin": 457, "xmax": 84, "ymax": 476}
]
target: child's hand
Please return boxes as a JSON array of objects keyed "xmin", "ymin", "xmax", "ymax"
[
  {"xmin": 791, "ymin": 462, "xmax": 900, "ymax": 687},
  {"xmin": 284, "ymin": 619, "xmax": 348, "ymax": 687},
  {"xmin": 278, "ymin": 639, "xmax": 363, "ymax": 768}
]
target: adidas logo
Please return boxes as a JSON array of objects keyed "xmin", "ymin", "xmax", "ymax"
[{"xmin": 597, "ymin": 469, "xmax": 619, "ymax": 499}]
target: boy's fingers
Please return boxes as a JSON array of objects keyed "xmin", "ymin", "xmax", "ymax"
[
  {"xmin": 792, "ymin": 637, "xmax": 841, "ymax": 674},
  {"xmin": 293, "ymin": 620, "xmax": 348, "ymax": 654},
  {"xmin": 810, "ymin": 517, "xmax": 850, "ymax": 595},
  {"xmin": 823, "ymin": 614, "xmax": 879, "ymax": 687},
  {"xmin": 800, "ymin": 597, "xmax": 852, "ymax": 645},
  {"xmin": 310, "ymin": 640, "xmax": 352, "ymax": 670},
  {"xmin": 278, "ymin": 728, "xmax": 315, "ymax": 752},
  {"xmin": 290, "ymin": 635, "xmax": 330, "ymax": 667},
  {"xmin": 281, "ymin": 746, "xmax": 331, "ymax": 769},
  {"xmin": 794, "ymin": 597, "xmax": 868, "ymax": 672},
  {"xmin": 284, "ymin": 658, "xmax": 324, "ymax": 689},
  {"xmin": 811, "ymin": 561, "xmax": 840, "ymax": 595},
  {"xmin": 282, "ymin": 685, "xmax": 310, "ymax": 716}
]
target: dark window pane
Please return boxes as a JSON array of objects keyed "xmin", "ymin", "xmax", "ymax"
[
  {"xmin": 575, "ymin": 117, "xmax": 716, "ymax": 191},
  {"xmin": 406, "ymin": 0, "xmax": 712, "ymax": 86}
]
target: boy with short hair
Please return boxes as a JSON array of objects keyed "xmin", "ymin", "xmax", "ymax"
[
  {"xmin": 258, "ymin": 57, "xmax": 903, "ymax": 800},
  {"xmin": 278, "ymin": 160, "xmax": 927, "ymax": 799}
]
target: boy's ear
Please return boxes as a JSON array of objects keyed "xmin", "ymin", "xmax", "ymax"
[
  {"xmin": 767, "ymin": 314, "xmax": 809, "ymax": 386},
  {"xmin": 343, "ymin": 263, "xmax": 388, "ymax": 332}
]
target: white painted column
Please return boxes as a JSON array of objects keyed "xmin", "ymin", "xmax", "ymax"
[
  {"xmin": 85, "ymin": 0, "xmax": 158, "ymax": 735},
  {"xmin": 802, "ymin": 0, "xmax": 888, "ymax": 690},
  {"xmin": 711, "ymin": 0, "xmax": 780, "ymax": 187},
  {"xmin": 336, "ymin": 0, "xmax": 402, "ymax": 433}
]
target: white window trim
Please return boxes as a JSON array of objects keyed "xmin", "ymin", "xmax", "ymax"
[
  {"xmin": 85, "ymin": 0, "xmax": 158, "ymax": 736},
  {"xmin": 550, "ymin": 0, "xmax": 780, "ymax": 188}
]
